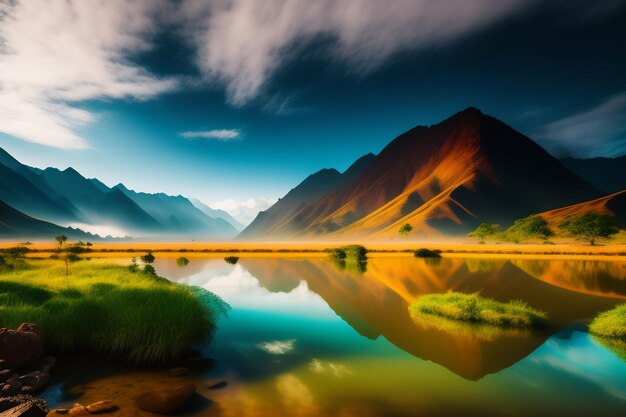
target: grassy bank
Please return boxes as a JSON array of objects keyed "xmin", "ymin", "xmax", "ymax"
[
  {"xmin": 0, "ymin": 260, "xmax": 228, "ymax": 364},
  {"xmin": 589, "ymin": 304, "xmax": 626, "ymax": 340},
  {"xmin": 409, "ymin": 292, "xmax": 547, "ymax": 328}
]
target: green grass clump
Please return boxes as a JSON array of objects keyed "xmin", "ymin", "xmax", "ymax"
[
  {"xmin": 176, "ymin": 256, "xmax": 190, "ymax": 267},
  {"xmin": 224, "ymin": 256, "xmax": 239, "ymax": 265},
  {"xmin": 0, "ymin": 260, "xmax": 229, "ymax": 364},
  {"xmin": 414, "ymin": 248, "xmax": 441, "ymax": 258},
  {"xmin": 409, "ymin": 291, "xmax": 547, "ymax": 328},
  {"xmin": 589, "ymin": 304, "xmax": 626, "ymax": 340}
]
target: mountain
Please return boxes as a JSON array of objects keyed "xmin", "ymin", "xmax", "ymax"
[
  {"xmin": 560, "ymin": 156, "xmax": 626, "ymax": 194},
  {"xmin": 0, "ymin": 199, "xmax": 93, "ymax": 240},
  {"xmin": 537, "ymin": 190, "xmax": 626, "ymax": 227},
  {"xmin": 114, "ymin": 185, "xmax": 237, "ymax": 238},
  {"xmin": 0, "ymin": 162, "xmax": 80, "ymax": 224},
  {"xmin": 190, "ymin": 198, "xmax": 245, "ymax": 231},
  {"xmin": 97, "ymin": 188, "xmax": 162, "ymax": 232},
  {"xmin": 0, "ymin": 146, "xmax": 236, "ymax": 239},
  {"xmin": 238, "ymin": 153, "xmax": 376, "ymax": 239},
  {"xmin": 240, "ymin": 108, "xmax": 603, "ymax": 240}
]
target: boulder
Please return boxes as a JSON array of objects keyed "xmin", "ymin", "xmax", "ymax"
[
  {"xmin": 0, "ymin": 324, "xmax": 43, "ymax": 369},
  {"xmin": 135, "ymin": 384, "xmax": 195, "ymax": 415}
]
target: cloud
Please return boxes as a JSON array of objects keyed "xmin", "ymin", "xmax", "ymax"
[
  {"xmin": 181, "ymin": 0, "xmax": 532, "ymax": 105},
  {"xmin": 256, "ymin": 339, "xmax": 296, "ymax": 355},
  {"xmin": 0, "ymin": 0, "xmax": 177, "ymax": 149},
  {"xmin": 180, "ymin": 129, "xmax": 240, "ymax": 140},
  {"xmin": 211, "ymin": 197, "xmax": 277, "ymax": 225},
  {"xmin": 539, "ymin": 92, "xmax": 626, "ymax": 157}
]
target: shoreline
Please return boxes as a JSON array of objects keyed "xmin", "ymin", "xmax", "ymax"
[{"xmin": 3, "ymin": 241, "xmax": 626, "ymax": 259}]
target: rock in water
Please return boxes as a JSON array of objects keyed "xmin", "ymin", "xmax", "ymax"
[
  {"xmin": 135, "ymin": 384, "xmax": 195, "ymax": 414},
  {"xmin": 0, "ymin": 324, "xmax": 43, "ymax": 369},
  {"xmin": 0, "ymin": 402, "xmax": 47, "ymax": 417}
]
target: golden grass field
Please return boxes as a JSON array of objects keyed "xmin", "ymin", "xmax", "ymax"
[{"xmin": 2, "ymin": 240, "xmax": 626, "ymax": 260}]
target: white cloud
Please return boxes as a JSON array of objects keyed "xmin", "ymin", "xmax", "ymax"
[
  {"xmin": 539, "ymin": 92, "xmax": 626, "ymax": 157},
  {"xmin": 0, "ymin": 0, "xmax": 177, "ymax": 149},
  {"xmin": 180, "ymin": 129, "xmax": 240, "ymax": 140},
  {"xmin": 211, "ymin": 197, "xmax": 277, "ymax": 225},
  {"xmin": 180, "ymin": 0, "xmax": 532, "ymax": 105},
  {"xmin": 256, "ymin": 339, "xmax": 296, "ymax": 355}
]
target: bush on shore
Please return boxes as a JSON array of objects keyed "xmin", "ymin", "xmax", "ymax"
[
  {"xmin": 409, "ymin": 291, "xmax": 547, "ymax": 328},
  {"xmin": 414, "ymin": 248, "xmax": 441, "ymax": 258},
  {"xmin": 0, "ymin": 260, "xmax": 229, "ymax": 364},
  {"xmin": 589, "ymin": 304, "xmax": 626, "ymax": 340}
]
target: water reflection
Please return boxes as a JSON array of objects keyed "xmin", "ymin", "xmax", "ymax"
[{"xmin": 43, "ymin": 256, "xmax": 626, "ymax": 416}]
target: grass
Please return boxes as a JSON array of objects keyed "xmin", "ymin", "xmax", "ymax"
[
  {"xmin": 589, "ymin": 304, "xmax": 626, "ymax": 340},
  {"xmin": 0, "ymin": 260, "xmax": 229, "ymax": 364},
  {"xmin": 409, "ymin": 291, "xmax": 547, "ymax": 328}
]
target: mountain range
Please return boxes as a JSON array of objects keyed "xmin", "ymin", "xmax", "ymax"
[
  {"xmin": 0, "ymin": 148, "xmax": 240, "ymax": 240},
  {"xmin": 2, "ymin": 107, "xmax": 624, "ymax": 241},
  {"xmin": 240, "ymin": 108, "xmax": 625, "ymax": 240}
]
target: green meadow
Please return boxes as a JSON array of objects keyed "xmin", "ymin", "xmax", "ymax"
[{"xmin": 0, "ymin": 259, "xmax": 229, "ymax": 364}]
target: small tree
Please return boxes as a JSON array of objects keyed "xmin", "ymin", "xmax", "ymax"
[
  {"xmin": 176, "ymin": 256, "xmax": 190, "ymax": 267},
  {"xmin": 399, "ymin": 223, "xmax": 413, "ymax": 236},
  {"xmin": 55, "ymin": 235, "xmax": 67, "ymax": 251},
  {"xmin": 559, "ymin": 212, "xmax": 620, "ymax": 245},
  {"xmin": 468, "ymin": 223, "xmax": 500, "ymax": 241},
  {"xmin": 141, "ymin": 251, "xmax": 155, "ymax": 265},
  {"xmin": 140, "ymin": 251, "xmax": 156, "ymax": 275}
]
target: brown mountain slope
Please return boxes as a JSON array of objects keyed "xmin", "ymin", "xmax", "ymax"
[
  {"xmin": 242, "ymin": 107, "xmax": 602, "ymax": 239},
  {"xmin": 537, "ymin": 189, "xmax": 626, "ymax": 227}
]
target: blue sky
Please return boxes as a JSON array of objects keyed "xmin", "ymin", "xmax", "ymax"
[{"xmin": 1, "ymin": 0, "xmax": 625, "ymax": 223}]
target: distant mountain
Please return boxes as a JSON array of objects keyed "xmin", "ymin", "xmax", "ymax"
[
  {"xmin": 240, "ymin": 108, "xmax": 603, "ymax": 239},
  {"xmin": 0, "ymin": 162, "xmax": 80, "ymax": 224},
  {"xmin": 190, "ymin": 198, "xmax": 245, "ymax": 231},
  {"xmin": 0, "ymin": 199, "xmax": 93, "ymax": 240},
  {"xmin": 560, "ymin": 156, "xmax": 626, "ymax": 194},
  {"xmin": 239, "ymin": 153, "xmax": 375, "ymax": 239},
  {"xmin": 114, "ymin": 185, "xmax": 237, "ymax": 238},
  {"xmin": 0, "ymin": 146, "xmax": 237, "ymax": 240}
]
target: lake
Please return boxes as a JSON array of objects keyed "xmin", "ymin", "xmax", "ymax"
[{"xmin": 44, "ymin": 255, "xmax": 626, "ymax": 416}]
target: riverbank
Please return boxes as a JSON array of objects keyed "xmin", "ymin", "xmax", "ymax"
[
  {"xmin": 0, "ymin": 260, "xmax": 228, "ymax": 364},
  {"xmin": 3, "ymin": 241, "xmax": 626, "ymax": 259}
]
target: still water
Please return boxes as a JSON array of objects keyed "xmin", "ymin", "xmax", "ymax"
[{"xmin": 47, "ymin": 256, "xmax": 626, "ymax": 416}]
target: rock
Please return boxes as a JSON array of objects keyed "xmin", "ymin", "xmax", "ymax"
[
  {"xmin": 0, "ymin": 402, "xmax": 47, "ymax": 417},
  {"xmin": 0, "ymin": 324, "xmax": 44, "ymax": 369},
  {"xmin": 85, "ymin": 401, "xmax": 116, "ymax": 414},
  {"xmin": 135, "ymin": 384, "xmax": 195, "ymax": 415},
  {"xmin": 17, "ymin": 375, "xmax": 38, "ymax": 392},
  {"xmin": 168, "ymin": 367, "xmax": 188, "ymax": 377}
]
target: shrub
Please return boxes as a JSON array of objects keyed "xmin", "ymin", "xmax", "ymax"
[
  {"xmin": 409, "ymin": 291, "xmax": 547, "ymax": 328},
  {"xmin": 224, "ymin": 256, "xmax": 239, "ymax": 265},
  {"xmin": 176, "ymin": 257, "xmax": 190, "ymax": 267},
  {"xmin": 501, "ymin": 215, "xmax": 554, "ymax": 243},
  {"xmin": 414, "ymin": 248, "xmax": 441, "ymax": 258},
  {"xmin": 589, "ymin": 304, "xmax": 626, "ymax": 339}
]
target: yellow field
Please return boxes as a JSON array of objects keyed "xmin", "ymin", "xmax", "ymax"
[{"xmin": 2, "ymin": 240, "xmax": 625, "ymax": 260}]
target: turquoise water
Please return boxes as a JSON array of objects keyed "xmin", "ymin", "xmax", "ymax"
[{"xmin": 150, "ymin": 256, "xmax": 626, "ymax": 416}]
